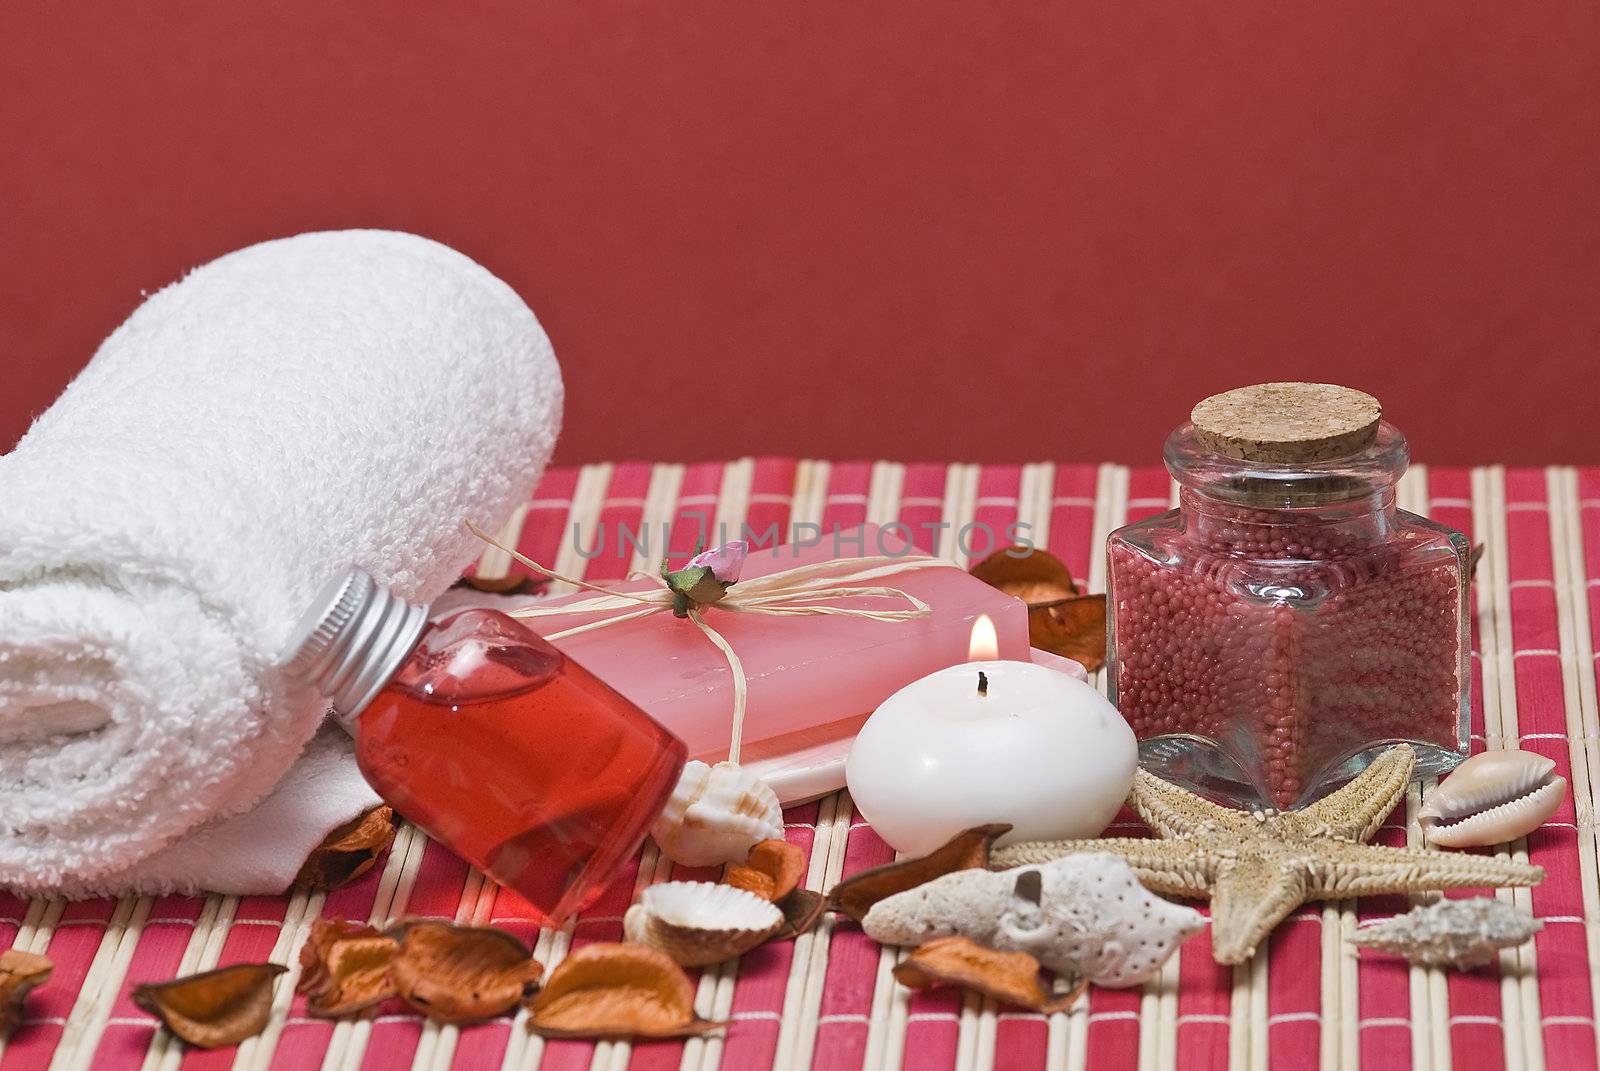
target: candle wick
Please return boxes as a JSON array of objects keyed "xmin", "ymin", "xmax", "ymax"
[{"xmin": 977, "ymin": 670, "xmax": 988, "ymax": 697}]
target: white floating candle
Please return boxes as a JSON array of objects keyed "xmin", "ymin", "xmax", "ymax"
[{"xmin": 846, "ymin": 615, "xmax": 1137, "ymax": 856}]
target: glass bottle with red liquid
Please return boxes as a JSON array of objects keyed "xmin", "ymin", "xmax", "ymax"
[
  {"xmin": 282, "ymin": 570, "xmax": 686, "ymax": 925},
  {"xmin": 1106, "ymin": 383, "xmax": 1470, "ymax": 809}
]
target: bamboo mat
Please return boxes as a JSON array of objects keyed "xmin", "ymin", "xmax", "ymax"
[{"xmin": 3, "ymin": 458, "xmax": 1599, "ymax": 1071}]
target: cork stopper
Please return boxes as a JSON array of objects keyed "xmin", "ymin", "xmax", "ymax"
[{"xmin": 1190, "ymin": 383, "xmax": 1381, "ymax": 464}]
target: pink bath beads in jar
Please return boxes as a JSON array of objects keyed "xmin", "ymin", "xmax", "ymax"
[{"xmin": 1107, "ymin": 383, "xmax": 1470, "ymax": 809}]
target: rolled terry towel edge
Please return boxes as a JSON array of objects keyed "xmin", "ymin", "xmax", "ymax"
[
  {"xmin": 0, "ymin": 574, "xmax": 323, "ymax": 893},
  {"xmin": 0, "ymin": 229, "xmax": 561, "ymax": 896}
]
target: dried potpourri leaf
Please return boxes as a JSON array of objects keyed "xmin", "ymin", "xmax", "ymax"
[
  {"xmin": 388, "ymin": 922, "xmax": 543, "ymax": 1024},
  {"xmin": 1030, "ymin": 594, "xmax": 1108, "ymax": 673},
  {"xmin": 969, "ymin": 546, "xmax": 1107, "ymax": 672},
  {"xmin": 725, "ymin": 839, "xmax": 806, "ymax": 902},
  {"xmin": 0, "ymin": 949, "xmax": 52, "ymax": 1034},
  {"xmin": 131, "ymin": 963, "xmax": 288, "ymax": 1049},
  {"xmin": 296, "ymin": 919, "xmax": 398, "ymax": 1017},
  {"xmin": 454, "ymin": 572, "xmax": 545, "ymax": 596},
  {"xmin": 526, "ymin": 943, "xmax": 722, "ymax": 1040},
  {"xmin": 893, "ymin": 937, "xmax": 1086, "ymax": 1014},
  {"xmin": 299, "ymin": 918, "xmax": 372, "ymax": 992},
  {"xmin": 724, "ymin": 868, "xmax": 775, "ymax": 900},
  {"xmin": 720, "ymin": 839, "xmax": 823, "ymax": 944},
  {"xmin": 293, "ymin": 806, "xmax": 397, "ymax": 891},
  {"xmin": 828, "ymin": 824, "xmax": 1011, "ymax": 924},
  {"xmin": 771, "ymin": 888, "xmax": 827, "ymax": 941},
  {"xmin": 1470, "ymin": 543, "xmax": 1485, "ymax": 579},
  {"xmin": 969, "ymin": 545, "xmax": 1080, "ymax": 604}
]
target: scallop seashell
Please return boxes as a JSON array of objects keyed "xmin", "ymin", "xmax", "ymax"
[
  {"xmin": 623, "ymin": 881, "xmax": 784, "ymax": 967},
  {"xmin": 1351, "ymin": 897, "xmax": 1542, "ymax": 970},
  {"xmin": 861, "ymin": 853, "xmax": 1204, "ymax": 988},
  {"xmin": 650, "ymin": 761, "xmax": 784, "ymax": 867},
  {"xmin": 1419, "ymin": 750, "xmax": 1568, "ymax": 848}
]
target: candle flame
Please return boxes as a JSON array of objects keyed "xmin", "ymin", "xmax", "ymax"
[{"xmin": 968, "ymin": 614, "xmax": 999, "ymax": 661}]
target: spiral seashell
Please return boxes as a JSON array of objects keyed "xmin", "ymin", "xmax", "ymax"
[
  {"xmin": 861, "ymin": 853, "xmax": 1203, "ymax": 988},
  {"xmin": 650, "ymin": 761, "xmax": 784, "ymax": 867},
  {"xmin": 1352, "ymin": 897, "xmax": 1541, "ymax": 969},
  {"xmin": 1419, "ymin": 750, "xmax": 1567, "ymax": 848},
  {"xmin": 623, "ymin": 881, "xmax": 783, "ymax": 966}
]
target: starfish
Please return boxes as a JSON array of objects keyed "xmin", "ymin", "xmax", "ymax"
[{"xmin": 990, "ymin": 745, "xmax": 1545, "ymax": 964}]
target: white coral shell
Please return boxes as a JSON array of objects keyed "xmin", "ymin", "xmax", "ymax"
[
  {"xmin": 623, "ymin": 881, "xmax": 784, "ymax": 966},
  {"xmin": 861, "ymin": 853, "xmax": 1203, "ymax": 988},
  {"xmin": 650, "ymin": 760, "xmax": 784, "ymax": 867},
  {"xmin": 1419, "ymin": 750, "xmax": 1567, "ymax": 848},
  {"xmin": 1351, "ymin": 897, "xmax": 1542, "ymax": 970}
]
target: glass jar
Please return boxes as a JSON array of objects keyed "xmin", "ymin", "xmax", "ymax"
[
  {"xmin": 1106, "ymin": 384, "xmax": 1470, "ymax": 808},
  {"xmin": 283, "ymin": 570, "xmax": 687, "ymax": 925}
]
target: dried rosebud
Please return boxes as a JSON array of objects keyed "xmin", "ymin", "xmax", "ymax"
[
  {"xmin": 131, "ymin": 963, "xmax": 288, "ymax": 1049},
  {"xmin": 893, "ymin": 937, "xmax": 1085, "ymax": 1014},
  {"xmin": 725, "ymin": 839, "xmax": 806, "ymax": 903},
  {"xmin": 969, "ymin": 546, "xmax": 1107, "ymax": 672},
  {"xmin": 661, "ymin": 541, "xmax": 747, "ymax": 616},
  {"xmin": 297, "ymin": 919, "xmax": 398, "ymax": 1017},
  {"xmin": 0, "ymin": 949, "xmax": 51, "ymax": 1035},
  {"xmin": 387, "ymin": 922, "xmax": 543, "ymax": 1024},
  {"xmin": 687, "ymin": 541, "xmax": 747, "ymax": 584},
  {"xmin": 828, "ymin": 824, "xmax": 1010, "ymax": 923},
  {"xmin": 293, "ymin": 806, "xmax": 397, "ymax": 892},
  {"xmin": 527, "ymin": 943, "xmax": 723, "ymax": 1040}
]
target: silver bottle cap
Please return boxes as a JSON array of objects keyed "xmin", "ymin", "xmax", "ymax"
[{"xmin": 280, "ymin": 568, "xmax": 431, "ymax": 725}]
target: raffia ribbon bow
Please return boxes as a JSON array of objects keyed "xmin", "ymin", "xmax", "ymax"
[{"xmin": 466, "ymin": 521, "xmax": 957, "ymax": 764}]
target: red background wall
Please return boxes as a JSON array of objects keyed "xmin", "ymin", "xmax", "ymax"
[{"xmin": 3, "ymin": 4, "xmax": 1597, "ymax": 466}]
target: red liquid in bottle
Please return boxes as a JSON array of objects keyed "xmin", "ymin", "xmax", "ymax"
[{"xmin": 353, "ymin": 609, "xmax": 686, "ymax": 925}]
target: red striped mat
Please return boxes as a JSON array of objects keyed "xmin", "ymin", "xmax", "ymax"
[{"xmin": 4, "ymin": 459, "xmax": 1598, "ymax": 1071}]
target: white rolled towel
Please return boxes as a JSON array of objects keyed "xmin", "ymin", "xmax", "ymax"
[{"xmin": 0, "ymin": 230, "xmax": 562, "ymax": 896}]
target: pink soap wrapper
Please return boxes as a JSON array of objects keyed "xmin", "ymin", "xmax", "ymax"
[{"xmin": 516, "ymin": 525, "xmax": 1034, "ymax": 803}]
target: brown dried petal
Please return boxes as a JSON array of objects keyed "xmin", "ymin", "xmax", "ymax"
[
  {"xmin": 1470, "ymin": 543, "xmax": 1485, "ymax": 580},
  {"xmin": 388, "ymin": 922, "xmax": 542, "ymax": 1025},
  {"xmin": 893, "ymin": 938, "xmax": 1086, "ymax": 1014},
  {"xmin": 1029, "ymin": 594, "xmax": 1108, "ymax": 673},
  {"xmin": 296, "ymin": 919, "xmax": 398, "ymax": 1017},
  {"xmin": 969, "ymin": 546, "xmax": 1081, "ymax": 604},
  {"xmin": 725, "ymin": 868, "xmax": 775, "ymax": 900},
  {"xmin": 131, "ymin": 963, "xmax": 288, "ymax": 1049},
  {"xmin": 969, "ymin": 546, "xmax": 1105, "ymax": 671},
  {"xmin": 293, "ymin": 806, "xmax": 397, "ymax": 892},
  {"xmin": 771, "ymin": 889, "xmax": 827, "ymax": 941},
  {"xmin": 0, "ymin": 949, "xmax": 52, "ymax": 1034},
  {"xmin": 725, "ymin": 839, "xmax": 806, "ymax": 903},
  {"xmin": 527, "ymin": 943, "xmax": 723, "ymax": 1040},
  {"xmin": 455, "ymin": 572, "xmax": 545, "ymax": 596},
  {"xmin": 829, "ymin": 824, "xmax": 1011, "ymax": 924},
  {"xmin": 298, "ymin": 919, "xmax": 366, "ymax": 997}
]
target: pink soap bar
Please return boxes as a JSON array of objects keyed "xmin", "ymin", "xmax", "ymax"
[{"xmin": 525, "ymin": 525, "xmax": 1031, "ymax": 774}]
